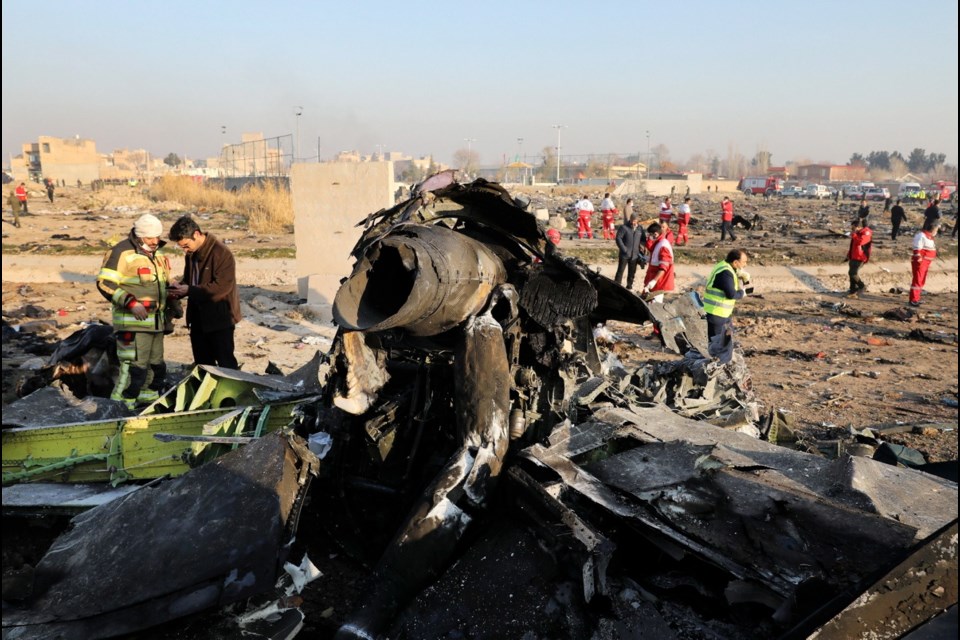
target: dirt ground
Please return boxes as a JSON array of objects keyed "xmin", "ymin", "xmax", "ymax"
[{"xmin": 1, "ymin": 183, "xmax": 958, "ymax": 638}]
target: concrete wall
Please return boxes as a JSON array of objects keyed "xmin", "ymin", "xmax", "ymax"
[{"xmin": 290, "ymin": 161, "xmax": 395, "ymax": 319}]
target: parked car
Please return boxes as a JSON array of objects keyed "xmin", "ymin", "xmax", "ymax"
[
  {"xmin": 864, "ymin": 187, "xmax": 890, "ymax": 201},
  {"xmin": 844, "ymin": 186, "xmax": 865, "ymax": 199},
  {"xmin": 804, "ymin": 184, "xmax": 831, "ymax": 199},
  {"xmin": 780, "ymin": 185, "xmax": 805, "ymax": 198}
]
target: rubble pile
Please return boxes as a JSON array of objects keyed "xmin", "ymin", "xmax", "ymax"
[{"xmin": 2, "ymin": 176, "xmax": 956, "ymax": 640}]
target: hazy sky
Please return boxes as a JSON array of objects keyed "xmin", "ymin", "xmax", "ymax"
[{"xmin": 3, "ymin": 0, "xmax": 957, "ymax": 169}]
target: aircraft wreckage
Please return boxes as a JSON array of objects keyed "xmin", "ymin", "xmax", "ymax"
[{"xmin": 2, "ymin": 175, "xmax": 957, "ymax": 640}]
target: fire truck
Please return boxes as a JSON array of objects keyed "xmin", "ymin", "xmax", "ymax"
[{"xmin": 737, "ymin": 176, "xmax": 784, "ymax": 196}]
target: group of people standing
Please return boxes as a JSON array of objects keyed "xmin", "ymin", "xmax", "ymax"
[
  {"xmin": 846, "ymin": 195, "xmax": 946, "ymax": 307},
  {"xmin": 96, "ymin": 214, "xmax": 241, "ymax": 409}
]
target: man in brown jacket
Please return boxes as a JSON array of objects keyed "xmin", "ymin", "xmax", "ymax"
[{"xmin": 167, "ymin": 216, "xmax": 241, "ymax": 368}]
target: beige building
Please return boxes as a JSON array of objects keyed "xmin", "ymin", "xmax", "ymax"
[
  {"xmin": 797, "ymin": 164, "xmax": 867, "ymax": 183},
  {"xmin": 11, "ymin": 135, "xmax": 101, "ymax": 184}
]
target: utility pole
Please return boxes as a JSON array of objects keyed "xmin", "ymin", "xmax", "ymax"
[
  {"xmin": 646, "ymin": 130, "xmax": 651, "ymax": 180},
  {"xmin": 516, "ymin": 137, "xmax": 525, "ymax": 184},
  {"xmin": 552, "ymin": 124, "xmax": 566, "ymax": 184},
  {"xmin": 294, "ymin": 106, "xmax": 303, "ymax": 163}
]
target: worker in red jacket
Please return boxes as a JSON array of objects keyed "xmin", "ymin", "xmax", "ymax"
[
  {"xmin": 846, "ymin": 218, "xmax": 873, "ymax": 296},
  {"xmin": 599, "ymin": 193, "xmax": 617, "ymax": 240},
  {"xmin": 575, "ymin": 195, "xmax": 595, "ymax": 239},
  {"xmin": 720, "ymin": 196, "xmax": 735, "ymax": 241},
  {"xmin": 659, "ymin": 196, "xmax": 674, "ymax": 231},
  {"xmin": 676, "ymin": 197, "xmax": 692, "ymax": 245},
  {"xmin": 909, "ymin": 220, "xmax": 939, "ymax": 306},
  {"xmin": 15, "ymin": 182, "xmax": 28, "ymax": 214},
  {"xmin": 642, "ymin": 222, "xmax": 675, "ymax": 297}
]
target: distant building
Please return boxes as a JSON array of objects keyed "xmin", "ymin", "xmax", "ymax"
[
  {"xmin": 11, "ymin": 135, "xmax": 101, "ymax": 184},
  {"xmin": 797, "ymin": 164, "xmax": 867, "ymax": 182},
  {"xmin": 767, "ymin": 166, "xmax": 789, "ymax": 178}
]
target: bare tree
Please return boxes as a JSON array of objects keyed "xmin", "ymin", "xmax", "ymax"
[
  {"xmin": 452, "ymin": 148, "xmax": 480, "ymax": 175},
  {"xmin": 652, "ymin": 144, "xmax": 670, "ymax": 173},
  {"xmin": 685, "ymin": 153, "xmax": 705, "ymax": 174},
  {"xmin": 537, "ymin": 146, "xmax": 556, "ymax": 183},
  {"xmin": 723, "ymin": 143, "xmax": 747, "ymax": 178}
]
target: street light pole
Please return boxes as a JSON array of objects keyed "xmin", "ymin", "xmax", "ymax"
[
  {"xmin": 645, "ymin": 130, "xmax": 651, "ymax": 180},
  {"xmin": 516, "ymin": 137, "xmax": 524, "ymax": 184},
  {"xmin": 463, "ymin": 138, "xmax": 477, "ymax": 173},
  {"xmin": 294, "ymin": 106, "xmax": 303, "ymax": 163},
  {"xmin": 220, "ymin": 126, "xmax": 226, "ymax": 179},
  {"xmin": 552, "ymin": 124, "xmax": 565, "ymax": 184}
]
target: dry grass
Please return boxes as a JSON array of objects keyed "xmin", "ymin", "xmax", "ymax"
[{"xmin": 148, "ymin": 177, "xmax": 293, "ymax": 234}]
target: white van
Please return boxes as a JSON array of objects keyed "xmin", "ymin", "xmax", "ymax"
[
  {"xmin": 898, "ymin": 182, "xmax": 922, "ymax": 200},
  {"xmin": 804, "ymin": 184, "xmax": 830, "ymax": 199}
]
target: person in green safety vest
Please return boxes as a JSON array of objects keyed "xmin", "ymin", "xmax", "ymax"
[{"xmin": 702, "ymin": 249, "xmax": 752, "ymax": 362}]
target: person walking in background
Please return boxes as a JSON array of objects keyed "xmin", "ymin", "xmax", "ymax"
[
  {"xmin": 676, "ymin": 196, "xmax": 692, "ymax": 245},
  {"xmin": 702, "ymin": 249, "xmax": 751, "ymax": 362},
  {"xmin": 890, "ymin": 199, "xmax": 907, "ymax": 240},
  {"xmin": 44, "ymin": 178, "xmax": 55, "ymax": 203},
  {"xmin": 7, "ymin": 189, "xmax": 22, "ymax": 228},
  {"xmin": 720, "ymin": 196, "xmax": 736, "ymax": 241},
  {"xmin": 923, "ymin": 198, "xmax": 941, "ymax": 228},
  {"xmin": 96, "ymin": 214, "xmax": 172, "ymax": 409},
  {"xmin": 167, "ymin": 216, "xmax": 242, "ymax": 369},
  {"xmin": 614, "ymin": 214, "xmax": 647, "ymax": 290},
  {"xmin": 846, "ymin": 217, "xmax": 873, "ymax": 297},
  {"xmin": 621, "ymin": 197, "xmax": 634, "ymax": 225},
  {"xmin": 641, "ymin": 222, "xmax": 675, "ymax": 298},
  {"xmin": 883, "ymin": 196, "xmax": 892, "ymax": 214},
  {"xmin": 575, "ymin": 194, "xmax": 595, "ymax": 239},
  {"xmin": 659, "ymin": 196, "xmax": 674, "ymax": 231},
  {"xmin": 599, "ymin": 192, "xmax": 618, "ymax": 240},
  {"xmin": 856, "ymin": 197, "xmax": 870, "ymax": 225},
  {"xmin": 909, "ymin": 221, "xmax": 939, "ymax": 307},
  {"xmin": 15, "ymin": 182, "xmax": 28, "ymax": 214}
]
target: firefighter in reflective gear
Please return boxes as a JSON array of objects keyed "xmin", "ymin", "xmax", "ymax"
[
  {"xmin": 702, "ymin": 249, "xmax": 750, "ymax": 362},
  {"xmin": 96, "ymin": 214, "xmax": 172, "ymax": 409}
]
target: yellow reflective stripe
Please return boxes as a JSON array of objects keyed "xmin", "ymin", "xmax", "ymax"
[
  {"xmin": 703, "ymin": 289, "xmax": 734, "ymax": 309},
  {"xmin": 98, "ymin": 267, "xmax": 122, "ymax": 283}
]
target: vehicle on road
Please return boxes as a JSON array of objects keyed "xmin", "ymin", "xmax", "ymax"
[
  {"xmin": 781, "ymin": 185, "xmax": 805, "ymax": 198},
  {"xmin": 804, "ymin": 184, "xmax": 831, "ymax": 199},
  {"xmin": 738, "ymin": 176, "xmax": 783, "ymax": 196},
  {"xmin": 898, "ymin": 182, "xmax": 924, "ymax": 201}
]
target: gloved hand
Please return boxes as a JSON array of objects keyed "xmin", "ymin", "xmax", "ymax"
[
  {"xmin": 638, "ymin": 256, "xmax": 648, "ymax": 269},
  {"xmin": 737, "ymin": 269, "xmax": 751, "ymax": 285},
  {"xmin": 131, "ymin": 302, "xmax": 148, "ymax": 321}
]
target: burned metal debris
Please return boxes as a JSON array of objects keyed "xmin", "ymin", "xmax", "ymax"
[
  {"xmin": 3, "ymin": 432, "xmax": 318, "ymax": 640},
  {"xmin": 3, "ymin": 176, "xmax": 957, "ymax": 639}
]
